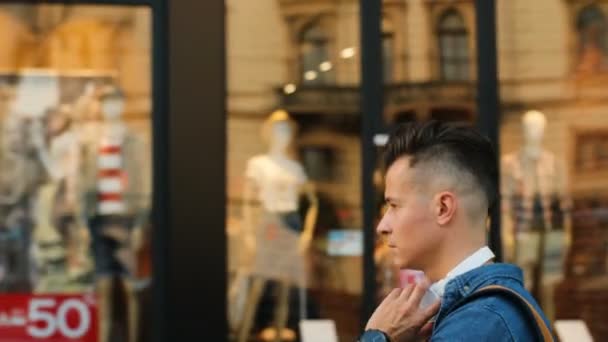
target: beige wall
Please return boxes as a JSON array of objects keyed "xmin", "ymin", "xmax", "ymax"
[
  {"xmin": 0, "ymin": 4, "xmax": 151, "ymax": 117},
  {"xmin": 497, "ymin": 0, "xmax": 570, "ymax": 81},
  {"xmin": 227, "ymin": 0, "xmax": 288, "ymax": 114}
]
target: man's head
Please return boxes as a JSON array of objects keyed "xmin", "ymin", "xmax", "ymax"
[{"xmin": 377, "ymin": 121, "xmax": 497, "ymax": 272}]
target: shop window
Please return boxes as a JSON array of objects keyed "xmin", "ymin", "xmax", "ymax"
[
  {"xmin": 576, "ymin": 5, "xmax": 608, "ymax": 73},
  {"xmin": 382, "ymin": 16, "xmax": 395, "ymax": 84},
  {"xmin": 437, "ymin": 9, "xmax": 470, "ymax": 81},
  {"xmin": 0, "ymin": 4, "xmax": 152, "ymax": 342},
  {"xmin": 299, "ymin": 20, "xmax": 332, "ymax": 85},
  {"xmin": 299, "ymin": 145, "xmax": 336, "ymax": 182}
]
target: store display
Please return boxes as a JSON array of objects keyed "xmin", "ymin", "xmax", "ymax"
[
  {"xmin": 232, "ymin": 109, "xmax": 318, "ymax": 342},
  {"xmin": 0, "ymin": 66, "xmax": 151, "ymax": 342},
  {"xmin": 501, "ymin": 110, "xmax": 571, "ymax": 314},
  {"xmin": 33, "ymin": 104, "xmax": 91, "ymax": 293},
  {"xmin": 78, "ymin": 85, "xmax": 150, "ymax": 342}
]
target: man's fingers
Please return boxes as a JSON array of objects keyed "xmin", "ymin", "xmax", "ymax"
[
  {"xmin": 386, "ymin": 288, "xmax": 402, "ymax": 301},
  {"xmin": 422, "ymin": 300, "xmax": 441, "ymax": 319},
  {"xmin": 397, "ymin": 284, "xmax": 414, "ymax": 302},
  {"xmin": 418, "ymin": 321, "xmax": 434, "ymax": 338},
  {"xmin": 406, "ymin": 277, "xmax": 431, "ymax": 307},
  {"xmin": 415, "ymin": 301, "xmax": 441, "ymax": 337}
]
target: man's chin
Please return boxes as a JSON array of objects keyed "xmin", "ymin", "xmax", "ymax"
[{"xmin": 393, "ymin": 257, "xmax": 411, "ymax": 270}]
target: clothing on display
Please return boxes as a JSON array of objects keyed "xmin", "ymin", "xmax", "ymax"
[
  {"xmin": 502, "ymin": 151, "xmax": 569, "ymax": 233},
  {"xmin": 250, "ymin": 211, "xmax": 305, "ymax": 285},
  {"xmin": 245, "ymin": 154, "xmax": 308, "ymax": 213},
  {"xmin": 80, "ymin": 126, "xmax": 150, "ymax": 236},
  {"xmin": 89, "ymin": 215, "xmax": 134, "ymax": 276},
  {"xmin": 245, "ymin": 154, "xmax": 308, "ymax": 284}
]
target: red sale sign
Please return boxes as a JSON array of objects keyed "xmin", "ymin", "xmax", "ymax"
[{"xmin": 0, "ymin": 294, "xmax": 98, "ymax": 342}]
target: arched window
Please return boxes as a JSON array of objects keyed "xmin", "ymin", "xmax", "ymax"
[
  {"xmin": 576, "ymin": 6, "xmax": 608, "ymax": 73},
  {"xmin": 437, "ymin": 9, "xmax": 469, "ymax": 81},
  {"xmin": 382, "ymin": 16, "xmax": 395, "ymax": 83},
  {"xmin": 299, "ymin": 20, "xmax": 332, "ymax": 85}
]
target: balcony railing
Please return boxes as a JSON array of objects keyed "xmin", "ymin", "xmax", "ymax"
[{"xmin": 277, "ymin": 81, "xmax": 477, "ymax": 114}]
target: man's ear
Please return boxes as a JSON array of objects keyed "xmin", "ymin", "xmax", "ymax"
[{"xmin": 435, "ymin": 191, "xmax": 457, "ymax": 226}]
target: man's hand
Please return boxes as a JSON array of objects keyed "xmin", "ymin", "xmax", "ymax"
[{"xmin": 365, "ymin": 278, "xmax": 440, "ymax": 342}]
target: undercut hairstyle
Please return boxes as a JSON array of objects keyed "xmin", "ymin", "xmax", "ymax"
[{"xmin": 384, "ymin": 121, "xmax": 498, "ymax": 217}]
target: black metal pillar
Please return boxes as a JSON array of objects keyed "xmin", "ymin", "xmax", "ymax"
[
  {"xmin": 475, "ymin": 0, "xmax": 502, "ymax": 261},
  {"xmin": 360, "ymin": 0, "xmax": 383, "ymax": 330},
  {"xmin": 152, "ymin": 0, "xmax": 227, "ymax": 341}
]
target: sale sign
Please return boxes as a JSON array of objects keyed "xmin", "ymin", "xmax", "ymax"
[{"xmin": 0, "ymin": 294, "xmax": 97, "ymax": 342}]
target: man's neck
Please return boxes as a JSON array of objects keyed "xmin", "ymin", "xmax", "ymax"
[{"xmin": 425, "ymin": 240, "xmax": 487, "ymax": 283}]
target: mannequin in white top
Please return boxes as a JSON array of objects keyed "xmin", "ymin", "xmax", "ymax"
[
  {"xmin": 236, "ymin": 110, "xmax": 318, "ymax": 342},
  {"xmin": 501, "ymin": 110, "xmax": 570, "ymax": 316}
]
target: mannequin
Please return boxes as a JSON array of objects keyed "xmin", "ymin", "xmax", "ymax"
[
  {"xmin": 236, "ymin": 110, "xmax": 318, "ymax": 342},
  {"xmin": 32, "ymin": 105, "xmax": 93, "ymax": 291},
  {"xmin": 78, "ymin": 86, "xmax": 150, "ymax": 342},
  {"xmin": 501, "ymin": 110, "xmax": 571, "ymax": 318},
  {"xmin": 0, "ymin": 113, "xmax": 45, "ymax": 292}
]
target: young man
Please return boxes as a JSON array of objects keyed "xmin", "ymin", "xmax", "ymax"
[{"xmin": 359, "ymin": 121, "xmax": 552, "ymax": 341}]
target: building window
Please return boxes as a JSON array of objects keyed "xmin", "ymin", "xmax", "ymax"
[
  {"xmin": 437, "ymin": 9, "xmax": 469, "ymax": 81},
  {"xmin": 576, "ymin": 5, "xmax": 608, "ymax": 73},
  {"xmin": 299, "ymin": 145, "xmax": 336, "ymax": 182},
  {"xmin": 299, "ymin": 20, "xmax": 332, "ymax": 85},
  {"xmin": 382, "ymin": 17, "xmax": 395, "ymax": 84}
]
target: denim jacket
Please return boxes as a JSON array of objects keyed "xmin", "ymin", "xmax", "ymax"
[{"xmin": 431, "ymin": 263, "xmax": 552, "ymax": 341}]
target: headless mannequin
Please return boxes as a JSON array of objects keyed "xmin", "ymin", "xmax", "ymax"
[
  {"xmin": 237, "ymin": 110, "xmax": 318, "ymax": 342},
  {"xmin": 501, "ymin": 110, "xmax": 571, "ymax": 317},
  {"xmin": 91, "ymin": 92, "xmax": 143, "ymax": 342}
]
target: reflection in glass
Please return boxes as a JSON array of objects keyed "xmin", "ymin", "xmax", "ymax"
[
  {"xmin": 576, "ymin": 5, "xmax": 608, "ymax": 73},
  {"xmin": 438, "ymin": 9, "xmax": 470, "ymax": 81},
  {"xmin": 300, "ymin": 20, "xmax": 332, "ymax": 85},
  {"xmin": 382, "ymin": 16, "xmax": 394, "ymax": 84}
]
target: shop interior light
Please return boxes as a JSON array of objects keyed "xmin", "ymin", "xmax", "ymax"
[
  {"xmin": 304, "ymin": 70, "xmax": 318, "ymax": 81},
  {"xmin": 319, "ymin": 61, "xmax": 333, "ymax": 72},
  {"xmin": 283, "ymin": 83, "xmax": 297, "ymax": 94},
  {"xmin": 373, "ymin": 133, "xmax": 389, "ymax": 146},
  {"xmin": 340, "ymin": 47, "xmax": 356, "ymax": 59}
]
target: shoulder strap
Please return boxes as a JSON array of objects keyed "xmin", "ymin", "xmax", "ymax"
[{"xmin": 471, "ymin": 285, "xmax": 554, "ymax": 342}]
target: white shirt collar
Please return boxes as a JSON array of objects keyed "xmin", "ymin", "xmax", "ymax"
[{"xmin": 420, "ymin": 246, "xmax": 495, "ymax": 308}]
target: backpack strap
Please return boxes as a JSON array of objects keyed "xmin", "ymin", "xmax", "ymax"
[{"xmin": 463, "ymin": 285, "xmax": 554, "ymax": 342}]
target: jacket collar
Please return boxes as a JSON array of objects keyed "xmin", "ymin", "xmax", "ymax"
[{"xmin": 436, "ymin": 263, "xmax": 524, "ymax": 323}]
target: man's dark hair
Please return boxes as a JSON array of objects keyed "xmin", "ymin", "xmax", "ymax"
[{"xmin": 384, "ymin": 120, "xmax": 498, "ymax": 212}]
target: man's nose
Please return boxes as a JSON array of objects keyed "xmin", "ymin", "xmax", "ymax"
[{"xmin": 376, "ymin": 214, "xmax": 390, "ymax": 235}]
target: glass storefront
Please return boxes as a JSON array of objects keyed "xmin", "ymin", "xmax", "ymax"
[
  {"xmin": 225, "ymin": 1, "xmax": 363, "ymax": 341},
  {"xmin": 225, "ymin": 1, "xmax": 608, "ymax": 341},
  {"xmin": 3, "ymin": 1, "xmax": 605, "ymax": 341},
  {"xmin": 497, "ymin": 2, "xmax": 608, "ymax": 339},
  {"xmin": 0, "ymin": 4, "xmax": 152, "ymax": 342}
]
